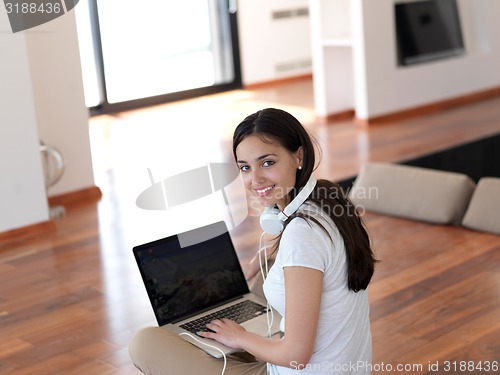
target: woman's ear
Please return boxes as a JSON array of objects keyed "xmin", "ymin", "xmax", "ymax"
[{"xmin": 295, "ymin": 146, "xmax": 304, "ymax": 168}]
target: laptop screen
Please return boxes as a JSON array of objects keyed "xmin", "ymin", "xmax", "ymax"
[{"xmin": 133, "ymin": 222, "xmax": 250, "ymax": 326}]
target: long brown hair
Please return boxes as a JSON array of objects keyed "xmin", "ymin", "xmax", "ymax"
[{"xmin": 233, "ymin": 108, "xmax": 376, "ymax": 292}]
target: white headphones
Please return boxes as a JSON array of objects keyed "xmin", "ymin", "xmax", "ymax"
[{"xmin": 259, "ymin": 176, "xmax": 317, "ymax": 234}]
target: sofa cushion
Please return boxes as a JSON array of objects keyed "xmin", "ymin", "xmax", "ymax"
[
  {"xmin": 348, "ymin": 162, "xmax": 476, "ymax": 225},
  {"xmin": 462, "ymin": 177, "xmax": 500, "ymax": 235}
]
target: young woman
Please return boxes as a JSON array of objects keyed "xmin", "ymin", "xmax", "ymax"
[{"xmin": 129, "ymin": 108, "xmax": 376, "ymax": 374}]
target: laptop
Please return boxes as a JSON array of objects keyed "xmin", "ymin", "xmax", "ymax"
[{"xmin": 133, "ymin": 221, "xmax": 280, "ymax": 358}]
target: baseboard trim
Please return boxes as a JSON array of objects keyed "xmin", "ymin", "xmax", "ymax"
[
  {"xmin": 0, "ymin": 186, "xmax": 102, "ymax": 244},
  {"xmin": 356, "ymin": 86, "xmax": 500, "ymax": 126},
  {"xmin": 48, "ymin": 185, "xmax": 102, "ymax": 208},
  {"xmin": 0, "ymin": 220, "xmax": 56, "ymax": 244},
  {"xmin": 244, "ymin": 73, "xmax": 312, "ymax": 90},
  {"xmin": 317, "ymin": 109, "xmax": 356, "ymax": 123}
]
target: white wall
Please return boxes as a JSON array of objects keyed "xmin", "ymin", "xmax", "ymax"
[
  {"xmin": 354, "ymin": 0, "xmax": 500, "ymax": 119},
  {"xmin": 25, "ymin": 11, "xmax": 95, "ymax": 197},
  {"xmin": 238, "ymin": 0, "xmax": 312, "ymax": 84},
  {"xmin": 0, "ymin": 12, "xmax": 49, "ymax": 232},
  {"xmin": 0, "ymin": 8, "xmax": 95, "ymax": 233}
]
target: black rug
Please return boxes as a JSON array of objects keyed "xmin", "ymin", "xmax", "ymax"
[{"xmin": 337, "ymin": 132, "xmax": 500, "ymax": 190}]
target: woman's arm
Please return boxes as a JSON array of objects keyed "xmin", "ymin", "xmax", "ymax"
[
  {"xmin": 244, "ymin": 245, "xmax": 276, "ymax": 281},
  {"xmin": 199, "ymin": 266, "xmax": 323, "ymax": 368}
]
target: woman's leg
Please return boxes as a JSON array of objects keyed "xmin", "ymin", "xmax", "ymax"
[{"xmin": 129, "ymin": 327, "xmax": 267, "ymax": 375}]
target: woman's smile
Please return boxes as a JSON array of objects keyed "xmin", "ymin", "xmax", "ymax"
[{"xmin": 254, "ymin": 184, "xmax": 275, "ymax": 196}]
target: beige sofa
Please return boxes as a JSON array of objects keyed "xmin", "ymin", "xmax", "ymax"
[{"xmin": 348, "ymin": 162, "xmax": 500, "ymax": 235}]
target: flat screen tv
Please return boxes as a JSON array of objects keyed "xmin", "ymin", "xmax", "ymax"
[{"xmin": 395, "ymin": 0, "xmax": 465, "ymax": 66}]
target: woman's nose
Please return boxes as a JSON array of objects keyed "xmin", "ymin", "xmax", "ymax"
[{"xmin": 250, "ymin": 169, "xmax": 265, "ymax": 185}]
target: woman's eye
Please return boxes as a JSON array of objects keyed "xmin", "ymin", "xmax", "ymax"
[
  {"xmin": 263, "ymin": 160, "xmax": 275, "ymax": 167},
  {"xmin": 239, "ymin": 165, "xmax": 250, "ymax": 172}
]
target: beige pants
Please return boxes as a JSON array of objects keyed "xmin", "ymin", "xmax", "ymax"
[
  {"xmin": 129, "ymin": 272, "xmax": 269, "ymax": 375},
  {"xmin": 129, "ymin": 327, "xmax": 267, "ymax": 375}
]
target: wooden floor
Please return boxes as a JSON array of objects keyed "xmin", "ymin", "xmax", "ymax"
[{"xmin": 1, "ymin": 78, "xmax": 500, "ymax": 374}]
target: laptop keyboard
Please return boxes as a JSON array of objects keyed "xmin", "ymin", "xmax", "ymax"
[{"xmin": 180, "ymin": 300, "xmax": 268, "ymax": 334}]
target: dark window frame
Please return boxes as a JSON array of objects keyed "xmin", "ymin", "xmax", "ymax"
[{"xmin": 87, "ymin": 0, "xmax": 242, "ymax": 116}]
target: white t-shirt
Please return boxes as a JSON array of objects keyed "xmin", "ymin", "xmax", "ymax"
[{"xmin": 262, "ymin": 203, "xmax": 372, "ymax": 375}]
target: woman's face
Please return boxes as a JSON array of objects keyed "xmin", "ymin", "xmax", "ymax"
[{"xmin": 235, "ymin": 134, "xmax": 303, "ymax": 209}]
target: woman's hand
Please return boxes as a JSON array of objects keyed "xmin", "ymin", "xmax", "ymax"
[{"xmin": 197, "ymin": 318, "xmax": 247, "ymax": 349}]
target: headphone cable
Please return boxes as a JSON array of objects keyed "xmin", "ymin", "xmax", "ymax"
[{"xmin": 178, "ymin": 332, "xmax": 227, "ymax": 375}]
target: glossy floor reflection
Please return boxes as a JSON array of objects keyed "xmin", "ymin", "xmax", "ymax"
[{"xmin": 2, "ymin": 77, "xmax": 500, "ymax": 374}]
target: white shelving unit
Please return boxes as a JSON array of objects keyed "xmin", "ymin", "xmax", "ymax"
[
  {"xmin": 321, "ymin": 37, "xmax": 353, "ymax": 47},
  {"xmin": 309, "ymin": 0, "xmax": 355, "ymax": 118},
  {"xmin": 309, "ymin": 0, "xmax": 500, "ymax": 121}
]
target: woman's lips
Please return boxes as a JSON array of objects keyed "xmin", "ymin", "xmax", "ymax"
[{"xmin": 254, "ymin": 185, "xmax": 275, "ymax": 197}]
